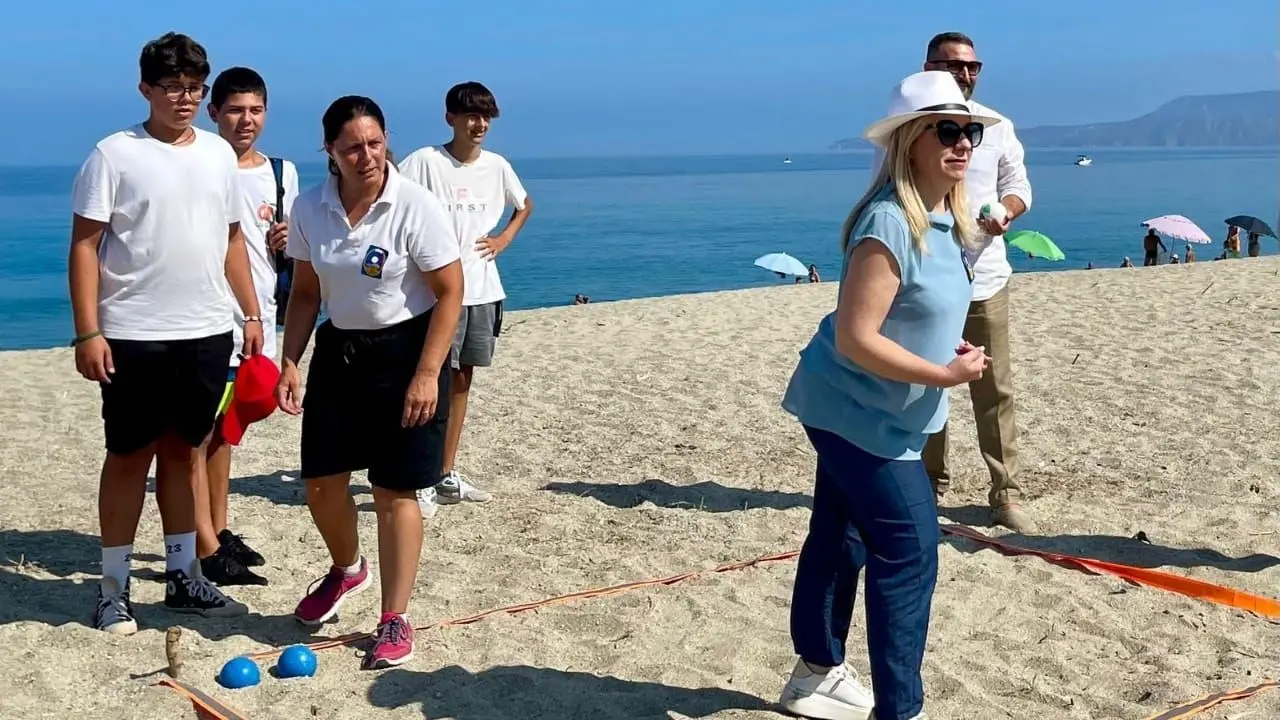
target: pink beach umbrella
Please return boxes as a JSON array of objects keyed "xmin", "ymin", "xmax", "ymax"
[{"xmin": 1141, "ymin": 215, "xmax": 1212, "ymax": 245}]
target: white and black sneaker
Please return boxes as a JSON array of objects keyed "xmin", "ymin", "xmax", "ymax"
[
  {"xmin": 164, "ymin": 562, "xmax": 248, "ymax": 617},
  {"xmin": 94, "ymin": 577, "xmax": 138, "ymax": 635}
]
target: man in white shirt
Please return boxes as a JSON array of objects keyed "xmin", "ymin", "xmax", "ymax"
[
  {"xmin": 197, "ymin": 66, "xmax": 301, "ymax": 586},
  {"xmin": 919, "ymin": 32, "xmax": 1037, "ymax": 533},
  {"xmin": 398, "ymin": 82, "xmax": 534, "ymax": 512},
  {"xmin": 68, "ymin": 32, "xmax": 261, "ymax": 634}
]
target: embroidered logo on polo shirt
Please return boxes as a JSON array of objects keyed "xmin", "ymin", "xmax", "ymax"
[{"xmin": 361, "ymin": 245, "xmax": 389, "ymax": 278}]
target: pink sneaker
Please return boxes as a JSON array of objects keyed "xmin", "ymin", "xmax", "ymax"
[
  {"xmin": 294, "ymin": 557, "xmax": 372, "ymax": 626},
  {"xmin": 362, "ymin": 613, "xmax": 415, "ymax": 669}
]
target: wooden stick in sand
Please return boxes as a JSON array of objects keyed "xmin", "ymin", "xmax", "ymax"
[{"xmin": 165, "ymin": 626, "xmax": 183, "ymax": 678}]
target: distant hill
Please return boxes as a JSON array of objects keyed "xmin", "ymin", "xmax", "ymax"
[{"xmin": 829, "ymin": 91, "xmax": 1279, "ymax": 150}]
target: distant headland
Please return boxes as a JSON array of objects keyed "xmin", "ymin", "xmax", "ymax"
[{"xmin": 829, "ymin": 90, "xmax": 1280, "ymax": 150}]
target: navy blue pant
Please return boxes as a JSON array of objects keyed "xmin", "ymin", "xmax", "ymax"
[{"xmin": 790, "ymin": 426, "xmax": 940, "ymax": 720}]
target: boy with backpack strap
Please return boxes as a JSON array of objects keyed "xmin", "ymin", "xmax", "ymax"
[{"xmin": 199, "ymin": 66, "xmax": 300, "ymax": 585}]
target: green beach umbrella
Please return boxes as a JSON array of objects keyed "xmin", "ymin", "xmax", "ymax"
[{"xmin": 1005, "ymin": 230, "xmax": 1065, "ymax": 261}]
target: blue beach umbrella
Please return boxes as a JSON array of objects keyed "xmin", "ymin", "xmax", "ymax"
[{"xmin": 754, "ymin": 252, "xmax": 809, "ymax": 277}]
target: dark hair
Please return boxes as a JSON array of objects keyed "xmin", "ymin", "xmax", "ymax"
[
  {"xmin": 139, "ymin": 32, "xmax": 210, "ymax": 85},
  {"xmin": 322, "ymin": 95, "xmax": 388, "ymax": 177},
  {"xmin": 445, "ymin": 81, "xmax": 500, "ymax": 118},
  {"xmin": 210, "ymin": 66, "xmax": 268, "ymax": 109},
  {"xmin": 926, "ymin": 31, "xmax": 975, "ymax": 58}
]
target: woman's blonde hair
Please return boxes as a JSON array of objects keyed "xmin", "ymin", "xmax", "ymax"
[{"xmin": 840, "ymin": 116, "xmax": 978, "ymax": 254}]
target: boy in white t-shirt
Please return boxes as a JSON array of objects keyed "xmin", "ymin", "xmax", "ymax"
[
  {"xmin": 398, "ymin": 82, "xmax": 534, "ymax": 510},
  {"xmin": 69, "ymin": 32, "xmax": 261, "ymax": 634},
  {"xmin": 198, "ymin": 66, "xmax": 300, "ymax": 587}
]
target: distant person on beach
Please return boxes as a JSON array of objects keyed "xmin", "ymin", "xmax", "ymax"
[
  {"xmin": 808, "ymin": 264, "xmax": 821, "ymax": 283},
  {"xmin": 1247, "ymin": 231, "xmax": 1261, "ymax": 257},
  {"xmin": 1143, "ymin": 229, "xmax": 1166, "ymax": 266},
  {"xmin": 1184, "ymin": 245, "xmax": 1196, "ymax": 263},
  {"xmin": 193, "ymin": 66, "xmax": 300, "ymax": 587},
  {"xmin": 1169, "ymin": 254, "xmax": 1180, "ymax": 264},
  {"xmin": 1224, "ymin": 225, "xmax": 1241, "ymax": 258},
  {"xmin": 573, "ymin": 294, "xmax": 591, "ymax": 305},
  {"xmin": 398, "ymin": 82, "xmax": 534, "ymax": 513},
  {"xmin": 275, "ymin": 96, "xmax": 463, "ymax": 669},
  {"xmin": 68, "ymin": 32, "xmax": 259, "ymax": 634},
  {"xmin": 778, "ymin": 70, "xmax": 992, "ymax": 720},
  {"xmin": 915, "ymin": 31, "xmax": 1037, "ymax": 533},
  {"xmin": 1121, "ymin": 256, "xmax": 1134, "ymax": 267}
]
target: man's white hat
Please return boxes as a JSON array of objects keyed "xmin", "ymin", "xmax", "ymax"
[{"xmin": 863, "ymin": 71, "xmax": 1001, "ymax": 147}]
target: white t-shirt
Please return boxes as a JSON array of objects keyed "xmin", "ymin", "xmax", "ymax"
[
  {"xmin": 71, "ymin": 124, "xmax": 240, "ymax": 341},
  {"xmin": 287, "ymin": 166, "xmax": 460, "ymax": 331},
  {"xmin": 397, "ymin": 146, "xmax": 528, "ymax": 306},
  {"xmin": 228, "ymin": 155, "xmax": 300, "ymax": 365}
]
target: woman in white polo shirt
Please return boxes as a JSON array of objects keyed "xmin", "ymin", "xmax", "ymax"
[{"xmin": 276, "ymin": 95, "xmax": 463, "ymax": 670}]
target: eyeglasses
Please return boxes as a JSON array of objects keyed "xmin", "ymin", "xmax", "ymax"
[
  {"xmin": 929, "ymin": 59, "xmax": 983, "ymax": 76},
  {"xmin": 153, "ymin": 82, "xmax": 209, "ymax": 101},
  {"xmin": 928, "ymin": 120, "xmax": 984, "ymax": 149}
]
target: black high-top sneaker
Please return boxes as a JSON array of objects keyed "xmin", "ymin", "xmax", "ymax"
[
  {"xmin": 201, "ymin": 545, "xmax": 268, "ymax": 586},
  {"xmin": 164, "ymin": 562, "xmax": 249, "ymax": 617}
]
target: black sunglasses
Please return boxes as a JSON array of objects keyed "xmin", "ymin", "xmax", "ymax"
[
  {"xmin": 930, "ymin": 59, "xmax": 983, "ymax": 75},
  {"xmin": 928, "ymin": 119, "xmax": 984, "ymax": 149}
]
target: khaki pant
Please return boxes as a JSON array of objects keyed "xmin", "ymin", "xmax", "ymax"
[{"xmin": 922, "ymin": 286, "xmax": 1021, "ymax": 507}]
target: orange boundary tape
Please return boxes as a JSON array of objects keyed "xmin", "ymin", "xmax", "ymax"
[
  {"xmin": 155, "ymin": 677, "xmax": 249, "ymax": 720},
  {"xmin": 155, "ymin": 524, "xmax": 1280, "ymax": 718},
  {"xmin": 1141, "ymin": 680, "xmax": 1279, "ymax": 719},
  {"xmin": 939, "ymin": 523, "xmax": 1280, "ymax": 621}
]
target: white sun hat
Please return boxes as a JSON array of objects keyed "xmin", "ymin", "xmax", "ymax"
[{"xmin": 862, "ymin": 70, "xmax": 1001, "ymax": 147}]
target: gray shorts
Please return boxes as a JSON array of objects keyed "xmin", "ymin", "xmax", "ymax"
[{"xmin": 451, "ymin": 300, "xmax": 503, "ymax": 370}]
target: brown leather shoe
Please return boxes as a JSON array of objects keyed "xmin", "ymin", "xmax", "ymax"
[
  {"xmin": 930, "ymin": 478, "xmax": 947, "ymax": 499},
  {"xmin": 990, "ymin": 504, "xmax": 1037, "ymax": 534}
]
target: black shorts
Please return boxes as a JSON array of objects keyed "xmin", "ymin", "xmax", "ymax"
[
  {"xmin": 100, "ymin": 332, "xmax": 234, "ymax": 455},
  {"xmin": 300, "ymin": 312, "xmax": 450, "ymax": 491}
]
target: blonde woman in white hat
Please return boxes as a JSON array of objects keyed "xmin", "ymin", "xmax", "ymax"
[{"xmin": 776, "ymin": 71, "xmax": 998, "ymax": 720}]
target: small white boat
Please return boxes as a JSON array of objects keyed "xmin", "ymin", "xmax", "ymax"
[
  {"xmin": 782, "ymin": 156, "xmax": 792, "ymax": 164},
  {"xmin": 1074, "ymin": 155, "xmax": 1093, "ymax": 166}
]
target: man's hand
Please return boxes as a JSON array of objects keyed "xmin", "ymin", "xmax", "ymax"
[
  {"xmin": 266, "ymin": 222, "xmax": 289, "ymax": 252},
  {"xmin": 977, "ymin": 214, "xmax": 1009, "ymax": 236},
  {"xmin": 475, "ymin": 234, "xmax": 511, "ymax": 261},
  {"xmin": 979, "ymin": 197, "xmax": 1022, "ymax": 236},
  {"xmin": 977, "ymin": 210, "xmax": 1008, "ymax": 235},
  {"xmin": 242, "ymin": 320, "xmax": 265, "ymax": 357}
]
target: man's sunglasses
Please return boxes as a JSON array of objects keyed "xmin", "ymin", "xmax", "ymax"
[
  {"xmin": 930, "ymin": 59, "xmax": 983, "ymax": 75},
  {"xmin": 928, "ymin": 120, "xmax": 984, "ymax": 149}
]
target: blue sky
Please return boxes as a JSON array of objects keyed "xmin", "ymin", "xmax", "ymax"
[{"xmin": 0, "ymin": 0, "xmax": 1275, "ymax": 164}]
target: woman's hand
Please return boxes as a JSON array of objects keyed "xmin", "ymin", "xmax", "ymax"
[
  {"xmin": 401, "ymin": 370, "xmax": 438, "ymax": 427},
  {"xmin": 945, "ymin": 343, "xmax": 990, "ymax": 386},
  {"xmin": 276, "ymin": 361, "xmax": 304, "ymax": 415}
]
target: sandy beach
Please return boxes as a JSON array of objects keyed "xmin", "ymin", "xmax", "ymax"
[{"xmin": 2, "ymin": 258, "xmax": 1279, "ymax": 720}]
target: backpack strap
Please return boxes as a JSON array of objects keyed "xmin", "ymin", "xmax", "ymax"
[{"xmin": 268, "ymin": 157, "xmax": 286, "ymax": 223}]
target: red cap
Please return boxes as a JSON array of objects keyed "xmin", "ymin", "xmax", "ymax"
[{"xmin": 221, "ymin": 355, "xmax": 281, "ymax": 446}]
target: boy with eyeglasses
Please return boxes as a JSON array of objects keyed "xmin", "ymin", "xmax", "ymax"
[{"xmin": 69, "ymin": 32, "xmax": 261, "ymax": 634}]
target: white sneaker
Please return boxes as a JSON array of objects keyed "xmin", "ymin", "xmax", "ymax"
[
  {"xmin": 437, "ymin": 471, "xmax": 492, "ymax": 504},
  {"xmin": 416, "ymin": 486, "xmax": 439, "ymax": 518},
  {"xmin": 94, "ymin": 577, "xmax": 138, "ymax": 635},
  {"xmin": 779, "ymin": 658, "xmax": 874, "ymax": 720}
]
